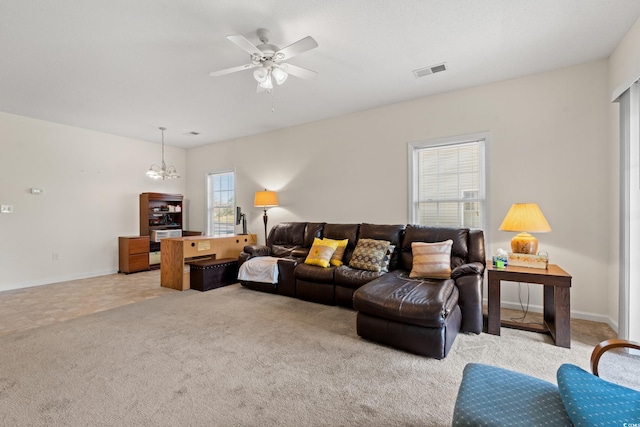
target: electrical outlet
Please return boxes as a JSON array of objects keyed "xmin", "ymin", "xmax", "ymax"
[
  {"xmin": 1, "ymin": 205, "xmax": 13, "ymax": 214},
  {"xmin": 52, "ymin": 253, "xmax": 59, "ymax": 261}
]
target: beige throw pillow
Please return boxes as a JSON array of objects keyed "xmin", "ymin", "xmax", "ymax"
[
  {"xmin": 323, "ymin": 238, "xmax": 349, "ymax": 267},
  {"xmin": 409, "ymin": 240, "xmax": 453, "ymax": 279}
]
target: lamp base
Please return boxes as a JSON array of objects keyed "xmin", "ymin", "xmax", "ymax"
[
  {"xmin": 511, "ymin": 232, "xmax": 538, "ymax": 254},
  {"xmin": 262, "ymin": 209, "xmax": 269, "ymax": 244}
]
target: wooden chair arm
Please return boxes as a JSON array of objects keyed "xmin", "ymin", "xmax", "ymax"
[{"xmin": 590, "ymin": 338, "xmax": 640, "ymax": 376}]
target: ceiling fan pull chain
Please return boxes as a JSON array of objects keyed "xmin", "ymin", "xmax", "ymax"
[{"xmin": 270, "ymin": 89, "xmax": 275, "ymax": 113}]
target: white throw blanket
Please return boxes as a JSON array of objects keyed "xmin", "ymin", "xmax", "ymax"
[{"xmin": 237, "ymin": 256, "xmax": 280, "ymax": 284}]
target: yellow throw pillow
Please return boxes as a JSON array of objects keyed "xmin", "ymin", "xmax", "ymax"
[
  {"xmin": 324, "ymin": 238, "xmax": 349, "ymax": 267},
  {"xmin": 305, "ymin": 237, "xmax": 339, "ymax": 268},
  {"xmin": 409, "ymin": 240, "xmax": 453, "ymax": 279}
]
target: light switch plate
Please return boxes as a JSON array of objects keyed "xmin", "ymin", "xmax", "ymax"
[{"xmin": 1, "ymin": 205, "xmax": 13, "ymax": 213}]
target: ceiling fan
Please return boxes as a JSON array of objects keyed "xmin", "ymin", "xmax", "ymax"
[{"xmin": 209, "ymin": 28, "xmax": 318, "ymax": 92}]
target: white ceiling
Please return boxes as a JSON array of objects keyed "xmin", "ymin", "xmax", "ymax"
[{"xmin": 2, "ymin": 1, "xmax": 640, "ymax": 149}]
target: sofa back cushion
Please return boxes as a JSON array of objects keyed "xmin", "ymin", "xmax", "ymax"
[
  {"xmin": 400, "ymin": 225, "xmax": 470, "ymax": 271},
  {"xmin": 322, "ymin": 224, "xmax": 360, "ymax": 265},
  {"xmin": 303, "ymin": 223, "xmax": 325, "ymax": 248},
  {"xmin": 468, "ymin": 230, "xmax": 486, "ymax": 265},
  {"xmin": 268, "ymin": 222, "xmax": 307, "ymax": 258},
  {"xmin": 358, "ymin": 223, "xmax": 405, "ymax": 271}
]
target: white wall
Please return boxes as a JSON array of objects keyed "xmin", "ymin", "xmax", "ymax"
[
  {"xmin": 0, "ymin": 112, "xmax": 186, "ymax": 291},
  {"xmin": 187, "ymin": 59, "xmax": 613, "ymax": 324}
]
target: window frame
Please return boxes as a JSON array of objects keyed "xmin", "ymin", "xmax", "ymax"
[
  {"xmin": 206, "ymin": 170, "xmax": 236, "ymax": 237},
  {"xmin": 408, "ymin": 132, "xmax": 489, "ymax": 230}
]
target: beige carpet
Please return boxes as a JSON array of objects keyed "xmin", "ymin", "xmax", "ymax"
[{"xmin": 0, "ymin": 283, "xmax": 631, "ymax": 426}]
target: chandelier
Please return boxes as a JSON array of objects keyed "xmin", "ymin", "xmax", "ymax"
[{"xmin": 146, "ymin": 127, "xmax": 180, "ymax": 180}]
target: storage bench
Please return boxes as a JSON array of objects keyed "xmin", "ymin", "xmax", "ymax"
[{"xmin": 189, "ymin": 258, "xmax": 238, "ymax": 291}]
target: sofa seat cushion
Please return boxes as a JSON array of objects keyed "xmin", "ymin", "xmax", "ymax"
[
  {"xmin": 353, "ymin": 272, "xmax": 459, "ymax": 329},
  {"xmin": 295, "ymin": 263, "xmax": 335, "ymax": 284},
  {"xmin": 238, "ymin": 256, "xmax": 280, "ymax": 284},
  {"xmin": 334, "ymin": 265, "xmax": 385, "ymax": 289}
]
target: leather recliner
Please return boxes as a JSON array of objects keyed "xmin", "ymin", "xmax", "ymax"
[
  {"xmin": 239, "ymin": 222, "xmax": 324, "ymax": 297},
  {"xmin": 353, "ymin": 225, "xmax": 485, "ymax": 359}
]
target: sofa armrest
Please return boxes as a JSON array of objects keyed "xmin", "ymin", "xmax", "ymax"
[
  {"xmin": 451, "ymin": 262, "xmax": 485, "ymax": 280},
  {"xmin": 452, "ymin": 262, "xmax": 485, "ymax": 335},
  {"xmin": 290, "ymin": 248, "xmax": 309, "ymax": 260},
  {"xmin": 243, "ymin": 244, "xmax": 271, "ymax": 257},
  {"xmin": 238, "ymin": 252, "xmax": 250, "ymax": 268},
  {"xmin": 276, "ymin": 259, "xmax": 298, "ymax": 297}
]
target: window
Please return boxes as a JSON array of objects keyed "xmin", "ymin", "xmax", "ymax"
[
  {"xmin": 409, "ymin": 134, "xmax": 487, "ymax": 229},
  {"xmin": 207, "ymin": 171, "xmax": 235, "ymax": 237}
]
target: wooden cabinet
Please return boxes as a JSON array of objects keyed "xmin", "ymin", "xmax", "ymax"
[
  {"xmin": 119, "ymin": 236, "xmax": 150, "ymax": 274},
  {"xmin": 140, "ymin": 192, "xmax": 184, "ymax": 261},
  {"xmin": 139, "ymin": 192, "xmax": 184, "ymax": 237}
]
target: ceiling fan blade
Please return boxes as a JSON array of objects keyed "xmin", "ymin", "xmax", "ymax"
[
  {"xmin": 209, "ymin": 63, "xmax": 257, "ymax": 77},
  {"xmin": 226, "ymin": 34, "xmax": 264, "ymax": 58},
  {"xmin": 282, "ymin": 63, "xmax": 317, "ymax": 80},
  {"xmin": 275, "ymin": 36, "xmax": 318, "ymax": 60}
]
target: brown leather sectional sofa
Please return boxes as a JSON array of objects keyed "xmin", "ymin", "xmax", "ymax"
[{"xmin": 238, "ymin": 222, "xmax": 485, "ymax": 359}]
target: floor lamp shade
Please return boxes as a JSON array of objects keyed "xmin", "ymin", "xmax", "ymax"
[
  {"xmin": 254, "ymin": 191, "xmax": 279, "ymax": 208},
  {"xmin": 254, "ymin": 190, "xmax": 279, "ymax": 244},
  {"xmin": 499, "ymin": 203, "xmax": 551, "ymax": 254}
]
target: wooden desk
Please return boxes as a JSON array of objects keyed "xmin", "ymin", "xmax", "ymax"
[
  {"xmin": 486, "ymin": 263, "xmax": 572, "ymax": 348},
  {"xmin": 160, "ymin": 235, "xmax": 256, "ymax": 291}
]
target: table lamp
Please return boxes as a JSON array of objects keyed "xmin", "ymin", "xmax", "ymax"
[
  {"xmin": 254, "ymin": 189, "xmax": 279, "ymax": 244},
  {"xmin": 499, "ymin": 203, "xmax": 551, "ymax": 254}
]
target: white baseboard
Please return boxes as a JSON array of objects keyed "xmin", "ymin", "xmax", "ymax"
[{"xmin": 2, "ymin": 269, "xmax": 119, "ymax": 292}]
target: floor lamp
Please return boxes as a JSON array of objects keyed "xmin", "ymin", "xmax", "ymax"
[{"xmin": 254, "ymin": 189, "xmax": 279, "ymax": 244}]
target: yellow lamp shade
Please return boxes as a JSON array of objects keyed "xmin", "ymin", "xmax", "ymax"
[
  {"xmin": 254, "ymin": 190, "xmax": 278, "ymax": 208},
  {"xmin": 499, "ymin": 203, "xmax": 551, "ymax": 254}
]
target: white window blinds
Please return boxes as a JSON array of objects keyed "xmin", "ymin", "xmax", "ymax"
[{"xmin": 410, "ymin": 136, "xmax": 486, "ymax": 229}]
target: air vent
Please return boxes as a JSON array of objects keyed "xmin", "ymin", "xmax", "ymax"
[
  {"xmin": 183, "ymin": 131, "xmax": 200, "ymax": 136},
  {"xmin": 413, "ymin": 62, "xmax": 447, "ymax": 78}
]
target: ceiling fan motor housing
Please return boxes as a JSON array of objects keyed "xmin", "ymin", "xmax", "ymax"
[{"xmin": 258, "ymin": 43, "xmax": 279, "ymax": 57}]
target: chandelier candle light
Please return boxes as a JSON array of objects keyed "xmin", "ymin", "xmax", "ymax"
[
  {"xmin": 254, "ymin": 189, "xmax": 279, "ymax": 244},
  {"xmin": 146, "ymin": 127, "xmax": 180, "ymax": 180},
  {"xmin": 499, "ymin": 203, "xmax": 551, "ymax": 254}
]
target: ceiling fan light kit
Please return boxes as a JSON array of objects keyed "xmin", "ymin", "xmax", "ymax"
[{"xmin": 209, "ymin": 28, "xmax": 318, "ymax": 94}]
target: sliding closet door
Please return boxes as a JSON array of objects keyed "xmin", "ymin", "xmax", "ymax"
[{"xmin": 619, "ymin": 81, "xmax": 640, "ymax": 342}]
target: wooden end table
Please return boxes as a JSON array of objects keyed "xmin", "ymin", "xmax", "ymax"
[{"xmin": 486, "ymin": 263, "xmax": 572, "ymax": 348}]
